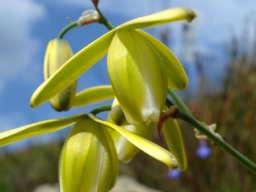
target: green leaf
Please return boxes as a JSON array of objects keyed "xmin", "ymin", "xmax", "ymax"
[
  {"xmin": 89, "ymin": 114, "xmax": 178, "ymax": 168},
  {"xmin": 30, "ymin": 30, "xmax": 116, "ymax": 108},
  {"xmin": 136, "ymin": 29, "xmax": 188, "ymax": 89},
  {"xmin": 72, "ymin": 85, "xmax": 114, "ymax": 107},
  {"xmin": 0, "ymin": 114, "xmax": 85, "ymax": 147},
  {"xmin": 162, "ymin": 118, "xmax": 187, "ymax": 170},
  {"xmin": 117, "ymin": 7, "xmax": 196, "ymax": 30}
]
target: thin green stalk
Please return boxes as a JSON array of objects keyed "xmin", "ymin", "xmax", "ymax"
[
  {"xmin": 90, "ymin": 105, "xmax": 112, "ymax": 115},
  {"xmin": 172, "ymin": 107, "xmax": 256, "ymax": 175},
  {"xmin": 168, "ymin": 89, "xmax": 190, "ymax": 114},
  {"xmin": 57, "ymin": 6, "xmax": 114, "ymax": 39},
  {"xmin": 58, "ymin": 21, "xmax": 78, "ymax": 39},
  {"xmin": 95, "ymin": 7, "xmax": 114, "ymax": 30}
]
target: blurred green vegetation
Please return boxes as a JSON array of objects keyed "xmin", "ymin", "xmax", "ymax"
[
  {"xmin": 0, "ymin": 142, "xmax": 62, "ymax": 192},
  {"xmin": 1, "ymin": 26, "xmax": 256, "ymax": 192}
]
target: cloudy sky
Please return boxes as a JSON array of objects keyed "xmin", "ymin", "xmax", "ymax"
[{"xmin": 0, "ymin": 0, "xmax": 255, "ymax": 149}]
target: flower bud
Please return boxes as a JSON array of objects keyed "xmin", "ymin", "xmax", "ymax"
[
  {"xmin": 108, "ymin": 30, "xmax": 168, "ymax": 125},
  {"xmin": 59, "ymin": 117, "xmax": 118, "ymax": 192},
  {"xmin": 44, "ymin": 38, "xmax": 77, "ymax": 111},
  {"xmin": 162, "ymin": 118, "xmax": 187, "ymax": 170},
  {"xmin": 108, "ymin": 99, "xmax": 155, "ymax": 162}
]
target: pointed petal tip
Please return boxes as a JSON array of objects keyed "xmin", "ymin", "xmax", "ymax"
[
  {"xmin": 186, "ymin": 8, "xmax": 197, "ymax": 22},
  {"xmin": 30, "ymin": 98, "xmax": 36, "ymax": 108},
  {"xmin": 30, "ymin": 89, "xmax": 43, "ymax": 108},
  {"xmin": 30, "ymin": 102, "xmax": 35, "ymax": 108}
]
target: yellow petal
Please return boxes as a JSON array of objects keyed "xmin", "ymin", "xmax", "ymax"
[
  {"xmin": 108, "ymin": 30, "xmax": 168, "ymax": 124},
  {"xmin": 90, "ymin": 114, "xmax": 177, "ymax": 169},
  {"xmin": 0, "ymin": 114, "xmax": 84, "ymax": 147},
  {"xmin": 72, "ymin": 85, "xmax": 114, "ymax": 107},
  {"xmin": 136, "ymin": 30, "xmax": 188, "ymax": 89},
  {"xmin": 31, "ymin": 30, "xmax": 116, "ymax": 108},
  {"xmin": 162, "ymin": 118, "xmax": 187, "ymax": 170},
  {"xmin": 108, "ymin": 100, "xmax": 155, "ymax": 162},
  {"xmin": 118, "ymin": 7, "xmax": 196, "ymax": 30}
]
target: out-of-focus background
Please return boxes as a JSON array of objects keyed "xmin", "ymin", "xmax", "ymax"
[{"xmin": 0, "ymin": 0, "xmax": 256, "ymax": 191}]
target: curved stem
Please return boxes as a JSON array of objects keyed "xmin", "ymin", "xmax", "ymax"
[
  {"xmin": 58, "ymin": 7, "xmax": 114, "ymax": 39},
  {"xmin": 174, "ymin": 107, "xmax": 256, "ymax": 175},
  {"xmin": 58, "ymin": 21, "xmax": 78, "ymax": 39},
  {"xmin": 90, "ymin": 105, "xmax": 112, "ymax": 115}
]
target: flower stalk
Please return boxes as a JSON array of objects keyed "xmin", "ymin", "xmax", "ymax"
[
  {"xmin": 168, "ymin": 105, "xmax": 256, "ymax": 175},
  {"xmin": 95, "ymin": 6, "xmax": 114, "ymax": 30},
  {"xmin": 58, "ymin": 21, "xmax": 78, "ymax": 39}
]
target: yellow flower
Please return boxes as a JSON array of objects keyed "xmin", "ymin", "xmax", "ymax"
[{"xmin": 30, "ymin": 8, "xmax": 197, "ymax": 119}]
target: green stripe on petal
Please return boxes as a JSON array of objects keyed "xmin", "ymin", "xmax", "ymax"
[
  {"xmin": 89, "ymin": 114, "xmax": 178, "ymax": 169},
  {"xmin": 72, "ymin": 85, "xmax": 114, "ymax": 107},
  {"xmin": 0, "ymin": 114, "xmax": 85, "ymax": 147},
  {"xmin": 31, "ymin": 30, "xmax": 116, "ymax": 108},
  {"xmin": 117, "ymin": 7, "xmax": 196, "ymax": 30},
  {"xmin": 136, "ymin": 29, "xmax": 188, "ymax": 89},
  {"xmin": 162, "ymin": 118, "xmax": 187, "ymax": 170}
]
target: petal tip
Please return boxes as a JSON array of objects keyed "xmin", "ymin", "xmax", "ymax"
[
  {"xmin": 30, "ymin": 91, "xmax": 40, "ymax": 108},
  {"xmin": 187, "ymin": 9, "xmax": 197, "ymax": 22}
]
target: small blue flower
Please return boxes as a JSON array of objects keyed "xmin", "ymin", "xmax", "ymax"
[
  {"xmin": 168, "ymin": 168, "xmax": 182, "ymax": 179},
  {"xmin": 196, "ymin": 139, "xmax": 212, "ymax": 159}
]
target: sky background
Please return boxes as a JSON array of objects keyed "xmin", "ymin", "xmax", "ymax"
[{"xmin": 0, "ymin": 0, "xmax": 255, "ymax": 150}]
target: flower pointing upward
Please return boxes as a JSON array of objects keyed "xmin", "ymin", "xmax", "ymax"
[{"xmin": 30, "ymin": 7, "xmax": 196, "ymax": 124}]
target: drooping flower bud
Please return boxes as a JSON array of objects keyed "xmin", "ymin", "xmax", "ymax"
[
  {"xmin": 44, "ymin": 38, "xmax": 77, "ymax": 111},
  {"xmin": 107, "ymin": 99, "xmax": 155, "ymax": 162},
  {"xmin": 59, "ymin": 117, "xmax": 118, "ymax": 192},
  {"xmin": 162, "ymin": 118, "xmax": 187, "ymax": 170},
  {"xmin": 108, "ymin": 30, "xmax": 168, "ymax": 125}
]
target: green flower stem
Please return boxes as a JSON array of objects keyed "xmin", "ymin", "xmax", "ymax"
[
  {"xmin": 173, "ymin": 107, "xmax": 256, "ymax": 175},
  {"xmin": 58, "ymin": 21, "xmax": 78, "ymax": 39},
  {"xmin": 168, "ymin": 89, "xmax": 190, "ymax": 114},
  {"xmin": 90, "ymin": 105, "xmax": 112, "ymax": 115},
  {"xmin": 57, "ymin": 7, "xmax": 113, "ymax": 39},
  {"xmin": 95, "ymin": 7, "xmax": 114, "ymax": 30}
]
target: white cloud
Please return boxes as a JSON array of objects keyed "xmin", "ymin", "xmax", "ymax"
[{"xmin": 0, "ymin": 0, "xmax": 45, "ymax": 94}]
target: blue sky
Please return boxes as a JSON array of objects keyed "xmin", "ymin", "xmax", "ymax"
[{"xmin": 0, "ymin": 0, "xmax": 255, "ymax": 149}]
